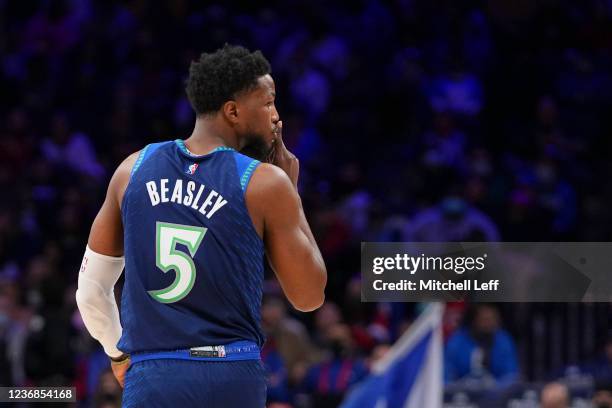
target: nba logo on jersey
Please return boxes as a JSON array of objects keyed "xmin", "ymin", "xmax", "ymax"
[{"xmin": 186, "ymin": 163, "xmax": 199, "ymax": 175}]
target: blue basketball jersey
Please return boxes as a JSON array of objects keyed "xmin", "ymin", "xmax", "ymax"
[{"xmin": 117, "ymin": 140, "xmax": 264, "ymax": 354}]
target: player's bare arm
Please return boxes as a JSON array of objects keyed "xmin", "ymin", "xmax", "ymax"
[
  {"xmin": 246, "ymin": 124, "xmax": 327, "ymax": 312},
  {"xmin": 75, "ymin": 151, "xmax": 138, "ymax": 387},
  {"xmin": 88, "ymin": 152, "xmax": 138, "ymax": 255}
]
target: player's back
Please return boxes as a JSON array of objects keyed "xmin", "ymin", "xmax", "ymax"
[{"xmin": 118, "ymin": 139, "xmax": 264, "ymax": 354}]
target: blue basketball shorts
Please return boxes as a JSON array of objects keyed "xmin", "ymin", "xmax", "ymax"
[{"xmin": 121, "ymin": 342, "xmax": 266, "ymax": 407}]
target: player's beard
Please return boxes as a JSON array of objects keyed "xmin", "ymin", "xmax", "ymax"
[{"xmin": 240, "ymin": 132, "xmax": 273, "ymax": 162}]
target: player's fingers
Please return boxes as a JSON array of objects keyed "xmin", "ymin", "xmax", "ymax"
[
  {"xmin": 274, "ymin": 121, "xmax": 285, "ymax": 146},
  {"xmin": 272, "ymin": 120, "xmax": 282, "ymax": 141},
  {"xmin": 275, "ymin": 123, "xmax": 294, "ymax": 159},
  {"xmin": 270, "ymin": 135, "xmax": 286, "ymax": 164}
]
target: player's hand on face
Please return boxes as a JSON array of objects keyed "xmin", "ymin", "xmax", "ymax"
[
  {"xmin": 110, "ymin": 355, "xmax": 131, "ymax": 388},
  {"xmin": 267, "ymin": 120, "xmax": 299, "ymax": 188}
]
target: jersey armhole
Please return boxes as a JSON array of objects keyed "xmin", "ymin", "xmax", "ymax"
[{"xmin": 233, "ymin": 153, "xmax": 261, "ymax": 194}]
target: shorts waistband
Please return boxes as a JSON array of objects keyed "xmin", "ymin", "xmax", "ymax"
[{"xmin": 130, "ymin": 340, "xmax": 260, "ymax": 364}]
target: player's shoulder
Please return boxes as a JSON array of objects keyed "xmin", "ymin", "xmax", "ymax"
[
  {"xmin": 244, "ymin": 162, "xmax": 296, "ymax": 228},
  {"xmin": 118, "ymin": 151, "xmax": 141, "ymax": 175},
  {"xmin": 249, "ymin": 162, "xmax": 294, "ymax": 195}
]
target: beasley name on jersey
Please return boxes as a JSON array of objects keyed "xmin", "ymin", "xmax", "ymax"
[{"xmin": 144, "ymin": 178, "xmax": 228, "ymax": 220}]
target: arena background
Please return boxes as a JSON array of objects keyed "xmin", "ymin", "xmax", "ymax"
[{"xmin": 1, "ymin": 0, "xmax": 612, "ymax": 407}]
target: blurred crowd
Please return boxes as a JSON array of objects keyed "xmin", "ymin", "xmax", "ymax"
[{"xmin": 2, "ymin": 0, "xmax": 612, "ymax": 406}]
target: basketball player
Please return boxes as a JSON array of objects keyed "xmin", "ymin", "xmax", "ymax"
[{"xmin": 75, "ymin": 44, "xmax": 327, "ymax": 407}]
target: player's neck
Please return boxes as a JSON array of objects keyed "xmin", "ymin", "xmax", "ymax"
[{"xmin": 184, "ymin": 116, "xmax": 238, "ymax": 155}]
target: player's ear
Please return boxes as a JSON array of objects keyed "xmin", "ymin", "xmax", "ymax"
[{"xmin": 222, "ymin": 100, "xmax": 239, "ymax": 125}]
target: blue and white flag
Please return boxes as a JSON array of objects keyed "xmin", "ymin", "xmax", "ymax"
[{"xmin": 340, "ymin": 303, "xmax": 444, "ymax": 408}]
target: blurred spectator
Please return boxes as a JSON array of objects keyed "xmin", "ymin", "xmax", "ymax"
[
  {"xmin": 366, "ymin": 343, "xmax": 390, "ymax": 370},
  {"xmin": 290, "ymin": 67, "xmax": 330, "ymax": 123},
  {"xmin": 445, "ymin": 304, "xmax": 519, "ymax": 386},
  {"xmin": 343, "ymin": 277, "xmax": 379, "ymax": 352},
  {"xmin": 404, "ymin": 197, "xmax": 500, "ymax": 242},
  {"xmin": 301, "ymin": 323, "xmax": 368, "ymax": 408},
  {"xmin": 540, "ymin": 382, "xmax": 570, "ymax": 408},
  {"xmin": 0, "ymin": 281, "xmax": 29, "ymax": 386},
  {"xmin": 582, "ymin": 334, "xmax": 612, "ymax": 384},
  {"xmin": 92, "ymin": 369, "xmax": 122, "ymax": 407},
  {"xmin": 41, "ymin": 112, "xmax": 104, "ymax": 180},
  {"xmin": 442, "ymin": 301, "xmax": 467, "ymax": 340},
  {"xmin": 533, "ymin": 96, "xmax": 584, "ymax": 163},
  {"xmin": 262, "ymin": 296, "xmax": 319, "ymax": 385},
  {"xmin": 313, "ymin": 302, "xmax": 343, "ymax": 346},
  {"xmin": 262, "ymin": 342, "xmax": 292, "ymax": 404},
  {"xmin": 425, "ymin": 64, "xmax": 483, "ymax": 117},
  {"xmin": 421, "ymin": 111, "xmax": 467, "ymax": 172},
  {"xmin": 593, "ymin": 380, "xmax": 612, "ymax": 408}
]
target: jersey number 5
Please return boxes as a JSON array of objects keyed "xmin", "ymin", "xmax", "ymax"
[{"xmin": 149, "ymin": 222, "xmax": 206, "ymax": 303}]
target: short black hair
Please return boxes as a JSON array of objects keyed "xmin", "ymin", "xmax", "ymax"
[{"xmin": 185, "ymin": 44, "xmax": 271, "ymax": 115}]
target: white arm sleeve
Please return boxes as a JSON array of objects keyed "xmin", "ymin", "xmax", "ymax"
[{"xmin": 75, "ymin": 245, "xmax": 125, "ymax": 358}]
